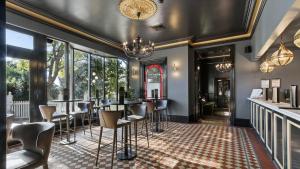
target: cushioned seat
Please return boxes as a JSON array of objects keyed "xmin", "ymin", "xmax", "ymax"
[
  {"xmin": 6, "ymin": 150, "xmax": 42, "ymax": 169},
  {"xmin": 128, "ymin": 115, "xmax": 144, "ymax": 121},
  {"xmin": 6, "ymin": 122, "xmax": 55, "ymax": 169},
  {"xmin": 117, "ymin": 119, "xmax": 131, "ymax": 126},
  {"xmin": 52, "ymin": 112, "xmax": 67, "ymax": 118}
]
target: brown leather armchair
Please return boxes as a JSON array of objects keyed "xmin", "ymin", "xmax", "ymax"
[{"xmin": 6, "ymin": 122, "xmax": 55, "ymax": 169}]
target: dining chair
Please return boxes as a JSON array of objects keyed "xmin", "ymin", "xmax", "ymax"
[
  {"xmin": 70, "ymin": 102, "xmax": 93, "ymax": 140},
  {"xmin": 128, "ymin": 103, "xmax": 150, "ymax": 153},
  {"xmin": 6, "ymin": 122, "xmax": 55, "ymax": 169},
  {"xmin": 95, "ymin": 110, "xmax": 131, "ymax": 168},
  {"xmin": 39, "ymin": 105, "xmax": 67, "ymax": 140},
  {"xmin": 101, "ymin": 99, "xmax": 111, "ymax": 110}
]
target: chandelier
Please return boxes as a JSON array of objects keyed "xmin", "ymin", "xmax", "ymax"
[
  {"xmin": 270, "ymin": 40, "xmax": 294, "ymax": 66},
  {"xmin": 260, "ymin": 59, "xmax": 275, "ymax": 73},
  {"xmin": 119, "ymin": 0, "xmax": 157, "ymax": 20},
  {"xmin": 215, "ymin": 57, "xmax": 233, "ymax": 73},
  {"xmin": 123, "ymin": 36, "xmax": 155, "ymax": 59}
]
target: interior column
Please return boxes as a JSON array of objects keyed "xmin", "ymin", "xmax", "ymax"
[{"xmin": 0, "ymin": 1, "xmax": 6, "ymax": 168}]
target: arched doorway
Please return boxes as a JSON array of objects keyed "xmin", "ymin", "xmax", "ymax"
[{"xmin": 144, "ymin": 64, "xmax": 163, "ymax": 98}]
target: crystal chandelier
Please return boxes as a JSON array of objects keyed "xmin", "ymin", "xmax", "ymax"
[
  {"xmin": 270, "ymin": 40, "xmax": 294, "ymax": 66},
  {"xmin": 215, "ymin": 57, "xmax": 233, "ymax": 72},
  {"xmin": 119, "ymin": 0, "xmax": 157, "ymax": 20},
  {"xmin": 260, "ymin": 59, "xmax": 275, "ymax": 73},
  {"xmin": 123, "ymin": 36, "xmax": 155, "ymax": 59}
]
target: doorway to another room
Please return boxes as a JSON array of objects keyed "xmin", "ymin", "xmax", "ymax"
[
  {"xmin": 195, "ymin": 45, "xmax": 234, "ymax": 126},
  {"xmin": 141, "ymin": 58, "xmax": 167, "ymax": 99}
]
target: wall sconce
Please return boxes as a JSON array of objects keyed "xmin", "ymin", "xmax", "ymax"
[
  {"xmin": 132, "ymin": 67, "xmax": 138, "ymax": 77},
  {"xmin": 172, "ymin": 64, "xmax": 178, "ymax": 72}
]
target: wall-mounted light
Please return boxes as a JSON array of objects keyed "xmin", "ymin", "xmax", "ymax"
[
  {"xmin": 132, "ymin": 67, "xmax": 138, "ymax": 75},
  {"xmin": 172, "ymin": 63, "xmax": 178, "ymax": 72},
  {"xmin": 197, "ymin": 66, "xmax": 200, "ymax": 71}
]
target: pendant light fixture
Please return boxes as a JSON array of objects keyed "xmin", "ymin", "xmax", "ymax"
[
  {"xmin": 270, "ymin": 37, "xmax": 294, "ymax": 66},
  {"xmin": 260, "ymin": 59, "xmax": 275, "ymax": 73},
  {"xmin": 215, "ymin": 57, "xmax": 233, "ymax": 73}
]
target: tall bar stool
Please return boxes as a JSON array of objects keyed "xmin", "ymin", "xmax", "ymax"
[
  {"xmin": 146, "ymin": 101, "xmax": 157, "ymax": 135},
  {"xmin": 39, "ymin": 105, "xmax": 67, "ymax": 140},
  {"xmin": 128, "ymin": 103, "xmax": 150, "ymax": 152},
  {"xmin": 95, "ymin": 110, "xmax": 131, "ymax": 168},
  {"xmin": 70, "ymin": 102, "xmax": 93, "ymax": 140},
  {"xmin": 156, "ymin": 100, "xmax": 169, "ymax": 128}
]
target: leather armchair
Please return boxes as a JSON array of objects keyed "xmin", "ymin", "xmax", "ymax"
[{"xmin": 6, "ymin": 122, "xmax": 55, "ymax": 169}]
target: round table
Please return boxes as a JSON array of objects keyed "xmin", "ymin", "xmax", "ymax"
[
  {"xmin": 100, "ymin": 100, "xmax": 142, "ymax": 160},
  {"xmin": 49, "ymin": 99, "xmax": 82, "ymax": 145}
]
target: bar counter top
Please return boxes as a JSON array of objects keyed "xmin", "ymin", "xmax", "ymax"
[{"xmin": 248, "ymin": 98, "xmax": 300, "ymax": 121}]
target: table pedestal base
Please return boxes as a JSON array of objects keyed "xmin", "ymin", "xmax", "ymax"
[
  {"xmin": 151, "ymin": 128, "xmax": 164, "ymax": 133},
  {"xmin": 117, "ymin": 150, "xmax": 136, "ymax": 160},
  {"xmin": 59, "ymin": 139, "xmax": 76, "ymax": 145}
]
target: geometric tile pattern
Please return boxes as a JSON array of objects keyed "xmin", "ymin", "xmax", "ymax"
[{"xmin": 9, "ymin": 122, "xmax": 261, "ymax": 169}]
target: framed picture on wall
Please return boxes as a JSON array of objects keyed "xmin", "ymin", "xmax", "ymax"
[
  {"xmin": 261, "ymin": 79, "xmax": 270, "ymax": 88},
  {"xmin": 271, "ymin": 78, "xmax": 281, "ymax": 88}
]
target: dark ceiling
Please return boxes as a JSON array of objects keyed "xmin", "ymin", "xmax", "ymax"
[{"xmin": 9, "ymin": 0, "xmax": 255, "ymax": 45}]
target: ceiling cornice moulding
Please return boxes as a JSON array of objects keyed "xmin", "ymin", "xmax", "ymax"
[
  {"xmin": 6, "ymin": 0, "xmax": 264, "ymax": 50},
  {"xmin": 6, "ymin": 1, "xmax": 123, "ymax": 50}
]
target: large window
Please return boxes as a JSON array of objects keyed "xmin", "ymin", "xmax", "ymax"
[
  {"xmin": 118, "ymin": 59, "xmax": 128, "ymax": 97},
  {"xmin": 104, "ymin": 57, "xmax": 118, "ymax": 100},
  {"xmin": 46, "ymin": 39, "xmax": 66, "ymax": 100},
  {"xmin": 6, "ymin": 29, "xmax": 34, "ymax": 50},
  {"xmin": 91, "ymin": 55, "xmax": 104, "ymax": 99},
  {"xmin": 73, "ymin": 49, "xmax": 89, "ymax": 99}
]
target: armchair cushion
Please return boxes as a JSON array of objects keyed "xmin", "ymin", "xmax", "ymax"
[{"xmin": 6, "ymin": 150, "xmax": 42, "ymax": 169}]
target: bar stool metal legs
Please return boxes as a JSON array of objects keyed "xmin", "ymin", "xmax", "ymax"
[{"xmin": 95, "ymin": 126, "xmax": 103, "ymax": 166}]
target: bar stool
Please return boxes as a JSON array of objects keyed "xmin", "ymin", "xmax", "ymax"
[
  {"xmin": 70, "ymin": 102, "xmax": 93, "ymax": 140},
  {"xmin": 101, "ymin": 99, "xmax": 111, "ymax": 110},
  {"xmin": 156, "ymin": 99, "xmax": 169, "ymax": 128},
  {"xmin": 95, "ymin": 110, "xmax": 131, "ymax": 168},
  {"xmin": 128, "ymin": 103, "xmax": 150, "ymax": 153},
  {"xmin": 146, "ymin": 101, "xmax": 157, "ymax": 135},
  {"xmin": 39, "ymin": 105, "xmax": 67, "ymax": 140}
]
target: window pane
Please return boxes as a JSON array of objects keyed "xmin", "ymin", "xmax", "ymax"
[
  {"xmin": 6, "ymin": 57, "xmax": 30, "ymax": 123},
  {"xmin": 74, "ymin": 50, "xmax": 89, "ymax": 99},
  {"xmin": 47, "ymin": 39, "xmax": 66, "ymax": 100},
  {"xmin": 6, "ymin": 29, "xmax": 34, "ymax": 50},
  {"xmin": 91, "ymin": 55, "xmax": 104, "ymax": 100},
  {"xmin": 118, "ymin": 59, "xmax": 128, "ymax": 97},
  {"xmin": 105, "ymin": 57, "xmax": 117, "ymax": 100}
]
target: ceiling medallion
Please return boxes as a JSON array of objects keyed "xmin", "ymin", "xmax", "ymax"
[
  {"xmin": 215, "ymin": 57, "xmax": 233, "ymax": 73},
  {"xmin": 294, "ymin": 29, "xmax": 300, "ymax": 48},
  {"xmin": 119, "ymin": 0, "xmax": 157, "ymax": 20},
  {"xmin": 260, "ymin": 59, "xmax": 275, "ymax": 73},
  {"xmin": 123, "ymin": 35, "xmax": 155, "ymax": 60},
  {"xmin": 270, "ymin": 41, "xmax": 294, "ymax": 66}
]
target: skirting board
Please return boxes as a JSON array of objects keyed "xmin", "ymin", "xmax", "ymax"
[
  {"xmin": 169, "ymin": 115, "xmax": 190, "ymax": 123},
  {"xmin": 234, "ymin": 118, "xmax": 250, "ymax": 127}
]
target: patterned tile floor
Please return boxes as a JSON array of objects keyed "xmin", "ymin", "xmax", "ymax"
[{"xmin": 9, "ymin": 122, "xmax": 262, "ymax": 169}]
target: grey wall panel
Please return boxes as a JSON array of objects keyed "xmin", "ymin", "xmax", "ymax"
[
  {"xmin": 152, "ymin": 46, "xmax": 189, "ymax": 117},
  {"xmin": 251, "ymin": 0, "xmax": 295, "ymax": 58},
  {"xmin": 129, "ymin": 46, "xmax": 190, "ymax": 118},
  {"xmin": 259, "ymin": 48, "xmax": 300, "ymax": 104}
]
